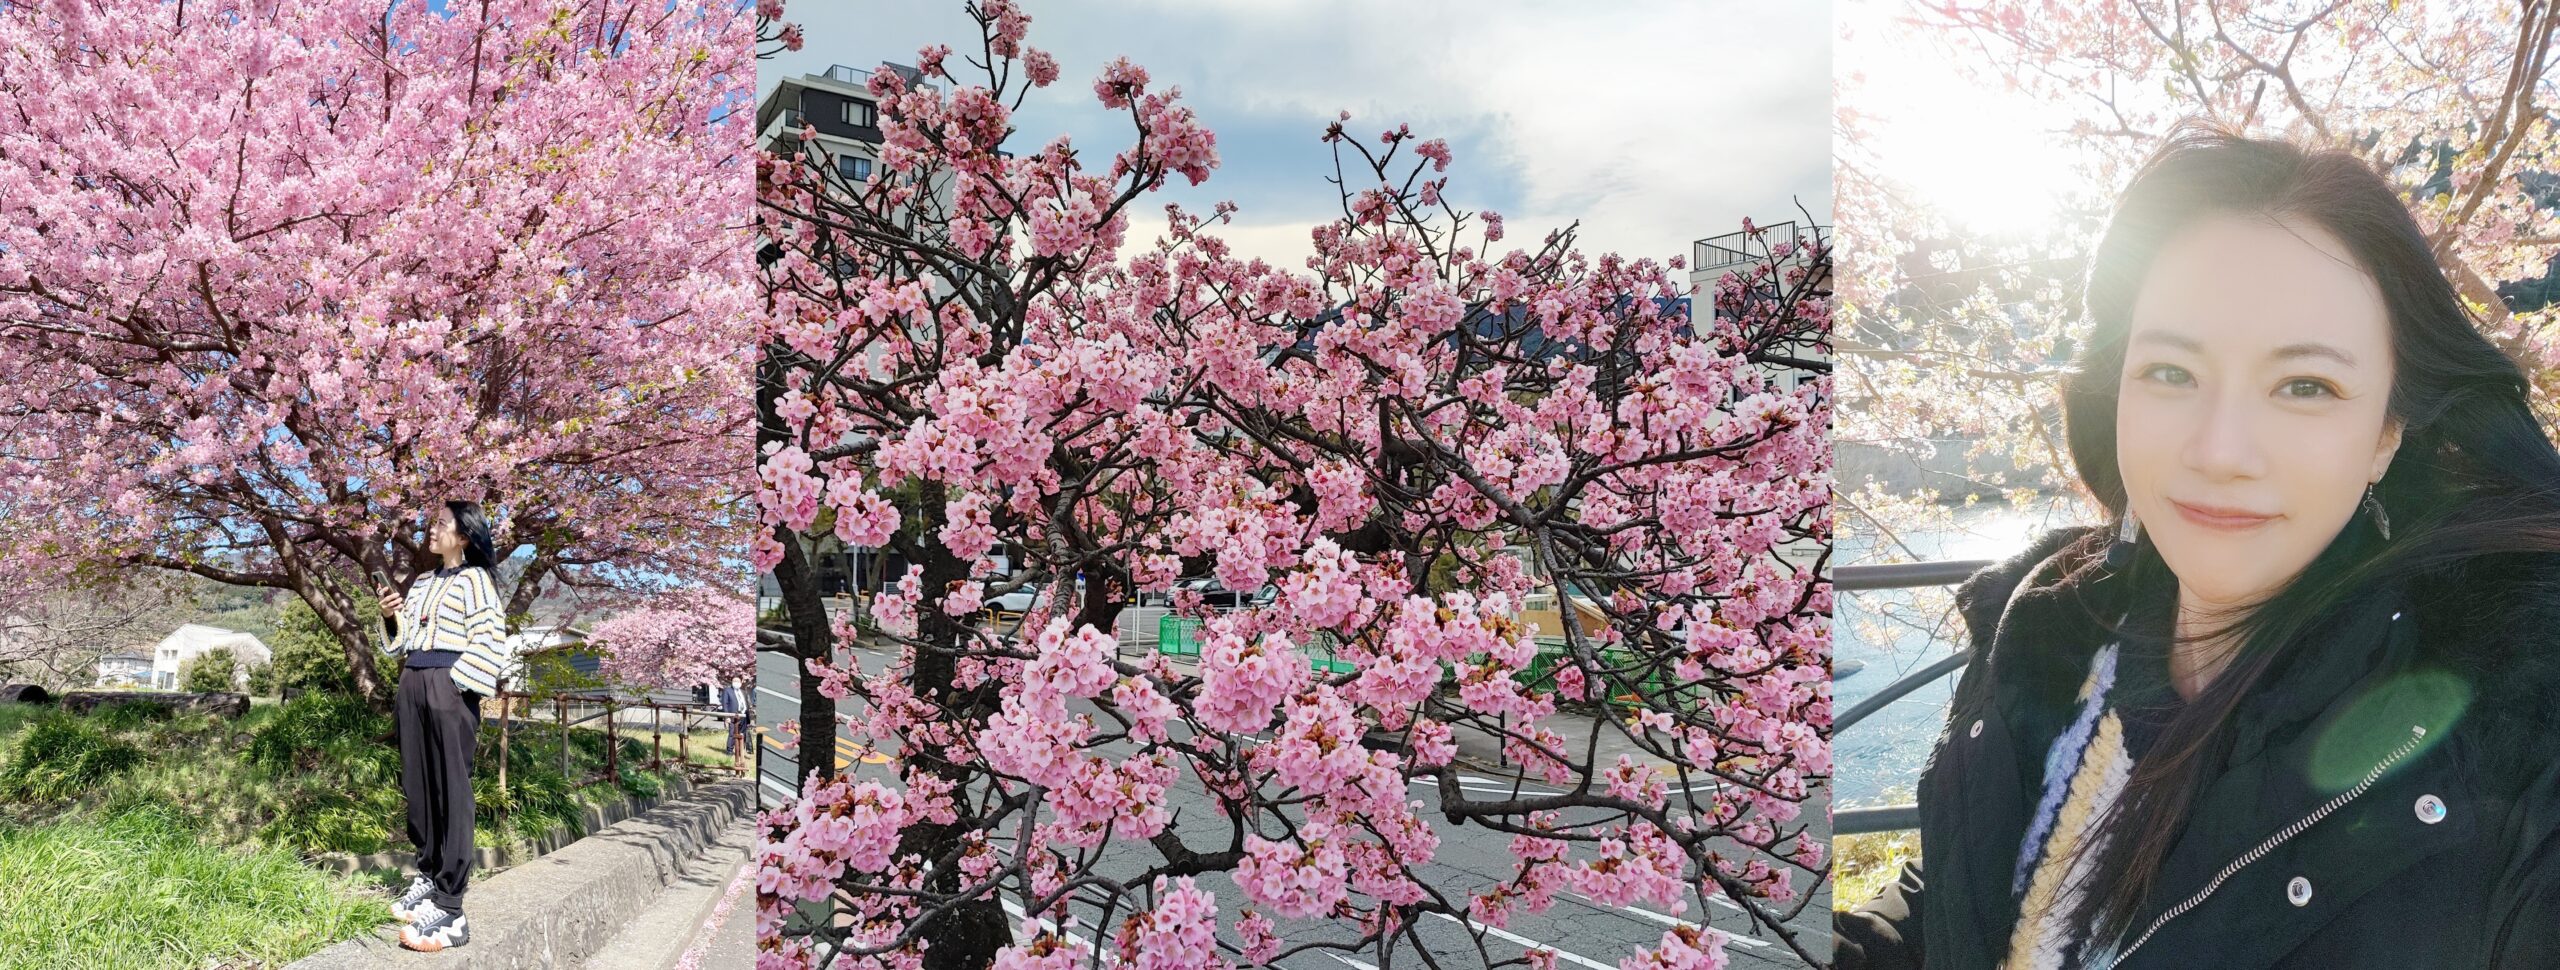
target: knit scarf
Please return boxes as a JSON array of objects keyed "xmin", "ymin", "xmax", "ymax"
[{"xmin": 2000, "ymin": 642, "xmax": 2136, "ymax": 970}]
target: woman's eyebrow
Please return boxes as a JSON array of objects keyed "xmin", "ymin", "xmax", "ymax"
[
  {"xmin": 2130, "ymin": 329, "xmax": 2200, "ymax": 352},
  {"xmin": 2269, "ymin": 341, "xmax": 2357, "ymax": 366},
  {"xmin": 2132, "ymin": 331, "xmax": 2357, "ymax": 367}
]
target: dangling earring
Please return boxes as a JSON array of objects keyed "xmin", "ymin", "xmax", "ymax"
[
  {"xmin": 2104, "ymin": 507, "xmax": 2142, "ymax": 571},
  {"xmin": 2363, "ymin": 483, "xmax": 2392, "ymax": 541}
]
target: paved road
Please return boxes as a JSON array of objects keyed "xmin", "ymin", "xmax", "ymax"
[{"xmin": 753, "ymin": 633, "xmax": 1833, "ymax": 969}]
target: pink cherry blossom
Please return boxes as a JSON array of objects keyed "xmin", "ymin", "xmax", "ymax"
[
  {"xmin": 1194, "ymin": 627, "xmax": 1309, "ymax": 734},
  {"xmin": 587, "ymin": 588, "xmax": 758, "ymax": 691},
  {"xmin": 1236, "ymin": 824, "xmax": 1351, "ymax": 919},
  {"xmin": 1115, "ymin": 877, "xmax": 1229, "ymax": 970}
]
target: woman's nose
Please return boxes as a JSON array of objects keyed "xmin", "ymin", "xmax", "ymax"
[{"xmin": 2181, "ymin": 389, "xmax": 2267, "ymax": 481}]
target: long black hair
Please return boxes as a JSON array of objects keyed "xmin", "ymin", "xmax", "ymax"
[
  {"xmin": 2054, "ymin": 122, "xmax": 2560, "ymax": 938},
  {"xmin": 445, "ymin": 500, "xmax": 498, "ymax": 572}
]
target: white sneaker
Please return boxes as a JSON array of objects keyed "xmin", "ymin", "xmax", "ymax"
[
  {"xmin": 390, "ymin": 875, "xmax": 436, "ymax": 923},
  {"xmin": 398, "ymin": 899, "xmax": 469, "ymax": 952}
]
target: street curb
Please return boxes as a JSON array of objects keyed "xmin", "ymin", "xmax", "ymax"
[{"xmin": 284, "ymin": 779, "xmax": 755, "ymax": 970}]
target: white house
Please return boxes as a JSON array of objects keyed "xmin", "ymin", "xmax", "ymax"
[
  {"xmin": 499, "ymin": 625, "xmax": 583, "ymax": 686},
  {"xmin": 148, "ymin": 624, "xmax": 272, "ymax": 690},
  {"xmin": 94, "ymin": 653, "xmax": 152, "ymax": 687}
]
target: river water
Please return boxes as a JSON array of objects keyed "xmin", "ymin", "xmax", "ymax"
[{"xmin": 1834, "ymin": 499, "xmax": 2089, "ymax": 807}]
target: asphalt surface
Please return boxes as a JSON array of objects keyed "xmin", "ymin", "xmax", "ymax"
[{"xmin": 752, "ymin": 634, "xmax": 1834, "ymax": 969}]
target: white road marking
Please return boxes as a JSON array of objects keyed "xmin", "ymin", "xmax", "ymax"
[
  {"xmin": 1409, "ymin": 778, "xmax": 1563, "ymax": 797},
  {"xmin": 1325, "ymin": 953, "xmax": 1382, "ymax": 970},
  {"xmin": 1425, "ymin": 911, "xmax": 1614, "ymax": 970},
  {"xmin": 1567, "ymin": 892, "xmax": 1770, "ymax": 948},
  {"xmin": 758, "ymin": 776, "xmax": 801, "ymax": 804}
]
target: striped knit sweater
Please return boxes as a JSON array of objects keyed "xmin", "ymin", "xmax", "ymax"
[
  {"xmin": 382, "ymin": 565, "xmax": 509, "ymax": 697},
  {"xmin": 2000, "ymin": 639, "xmax": 2180, "ymax": 970}
]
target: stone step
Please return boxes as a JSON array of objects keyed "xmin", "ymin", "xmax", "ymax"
[{"xmin": 575, "ymin": 817, "xmax": 757, "ymax": 970}]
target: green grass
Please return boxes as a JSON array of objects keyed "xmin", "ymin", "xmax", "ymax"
[
  {"xmin": 1832, "ymin": 829, "xmax": 1921, "ymax": 912},
  {"xmin": 0, "ymin": 712, "xmax": 142, "ymax": 801},
  {"xmin": 0, "ymin": 692, "xmax": 721, "ymax": 966},
  {"xmin": 0, "ymin": 801, "xmax": 388, "ymax": 969},
  {"xmin": 0, "ymin": 692, "xmax": 701, "ymax": 856},
  {"xmin": 0, "ymin": 704, "xmax": 46, "ymax": 742}
]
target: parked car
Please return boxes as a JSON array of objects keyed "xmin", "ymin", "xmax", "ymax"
[
  {"xmin": 987, "ymin": 581, "xmax": 1045, "ymax": 613},
  {"xmin": 986, "ymin": 575, "xmax": 1091, "ymax": 613},
  {"xmin": 1174, "ymin": 577, "xmax": 1276, "ymax": 609}
]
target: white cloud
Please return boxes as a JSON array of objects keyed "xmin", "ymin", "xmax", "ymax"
[{"xmin": 764, "ymin": 0, "xmax": 1828, "ymax": 270}]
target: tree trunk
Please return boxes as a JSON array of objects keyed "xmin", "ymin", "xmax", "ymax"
[
  {"xmin": 761, "ymin": 348, "xmax": 839, "ymax": 789},
  {"xmin": 301, "ymin": 580, "xmax": 389, "ymax": 708},
  {"xmin": 772, "ymin": 530, "xmax": 837, "ymax": 789},
  {"xmin": 903, "ymin": 480, "xmax": 1009, "ymax": 970}
]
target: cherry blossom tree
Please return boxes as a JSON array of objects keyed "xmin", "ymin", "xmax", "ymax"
[
  {"xmin": 589, "ymin": 586, "xmax": 759, "ymax": 692},
  {"xmin": 0, "ymin": 0, "xmax": 758, "ymax": 702},
  {"xmin": 753, "ymin": 4, "xmax": 1831, "ymax": 970}
]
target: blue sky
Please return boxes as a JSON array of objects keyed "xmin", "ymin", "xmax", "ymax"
[{"xmin": 762, "ymin": 0, "xmax": 1830, "ymax": 271}]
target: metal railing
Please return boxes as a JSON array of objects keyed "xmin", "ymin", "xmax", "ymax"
[
  {"xmin": 1694, "ymin": 220, "xmax": 1799, "ymax": 275},
  {"xmin": 1835, "ymin": 557, "xmax": 1992, "ymax": 836},
  {"xmin": 483, "ymin": 688, "xmax": 749, "ymax": 828}
]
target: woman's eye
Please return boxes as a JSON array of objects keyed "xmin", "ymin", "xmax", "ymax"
[
  {"xmin": 2136, "ymin": 363, "xmax": 2193, "ymax": 386},
  {"xmin": 2278, "ymin": 378, "xmax": 2338, "ymax": 399}
]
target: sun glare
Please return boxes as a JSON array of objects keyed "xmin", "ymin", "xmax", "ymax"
[{"xmin": 1848, "ymin": 17, "xmax": 2087, "ymax": 239}]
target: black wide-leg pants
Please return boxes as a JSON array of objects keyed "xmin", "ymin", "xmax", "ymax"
[{"xmin": 396, "ymin": 665, "xmax": 482, "ymax": 911}]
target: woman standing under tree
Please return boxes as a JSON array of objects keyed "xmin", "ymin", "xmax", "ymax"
[{"xmin": 376, "ymin": 501, "xmax": 510, "ymax": 953}]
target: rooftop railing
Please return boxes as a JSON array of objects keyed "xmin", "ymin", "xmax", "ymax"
[{"xmin": 1694, "ymin": 220, "xmax": 1801, "ymax": 275}]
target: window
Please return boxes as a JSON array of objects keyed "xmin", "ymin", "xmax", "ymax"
[
  {"xmin": 838, "ymin": 156, "xmax": 872, "ymax": 182},
  {"xmin": 842, "ymin": 99, "xmax": 876, "ymax": 127}
]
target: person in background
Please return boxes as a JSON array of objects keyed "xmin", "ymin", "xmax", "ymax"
[{"xmin": 720, "ymin": 676, "xmax": 747, "ymax": 760}]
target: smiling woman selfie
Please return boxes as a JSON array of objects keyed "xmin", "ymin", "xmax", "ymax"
[{"xmin": 1835, "ymin": 124, "xmax": 2560, "ymax": 969}]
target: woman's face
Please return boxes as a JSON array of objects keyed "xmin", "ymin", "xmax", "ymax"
[
  {"xmin": 428, "ymin": 508, "xmax": 461, "ymax": 558},
  {"xmin": 2116, "ymin": 213, "xmax": 2404, "ymax": 610}
]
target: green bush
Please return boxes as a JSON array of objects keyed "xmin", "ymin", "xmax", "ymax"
[
  {"xmin": 477, "ymin": 762, "xmax": 577, "ymax": 845},
  {"xmin": 270, "ymin": 598, "xmax": 363, "ymax": 696},
  {"xmin": 1, "ymin": 688, "xmax": 690, "ymax": 858},
  {"xmin": 180, "ymin": 647, "xmax": 239, "ymax": 693},
  {"xmin": 257, "ymin": 785, "xmax": 402, "ymax": 856},
  {"xmin": 246, "ymin": 661, "xmax": 276, "ymax": 697},
  {"xmin": 0, "ymin": 714, "xmax": 144, "ymax": 802},
  {"xmin": 247, "ymin": 692, "xmax": 389, "ymax": 773}
]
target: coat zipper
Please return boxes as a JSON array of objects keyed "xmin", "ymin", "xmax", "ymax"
[{"xmin": 2099, "ymin": 723, "xmax": 2429, "ymax": 969}]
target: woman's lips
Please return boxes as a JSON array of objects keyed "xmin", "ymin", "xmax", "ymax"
[{"xmin": 2170, "ymin": 498, "xmax": 2278, "ymax": 532}]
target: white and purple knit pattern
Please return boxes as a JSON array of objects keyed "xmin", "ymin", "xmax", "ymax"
[{"xmin": 2012, "ymin": 642, "xmax": 2121, "ymax": 895}]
